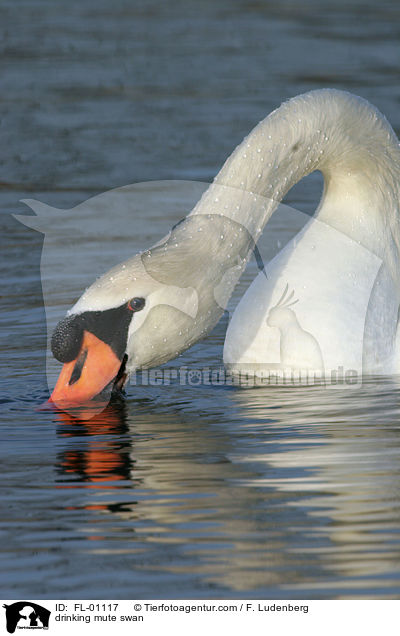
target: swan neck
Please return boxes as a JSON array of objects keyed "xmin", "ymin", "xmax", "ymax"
[{"xmin": 191, "ymin": 90, "xmax": 400, "ymax": 257}]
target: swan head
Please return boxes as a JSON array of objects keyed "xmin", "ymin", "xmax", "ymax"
[
  {"xmin": 49, "ymin": 253, "xmax": 202, "ymax": 407},
  {"xmin": 49, "ymin": 214, "xmax": 252, "ymax": 408}
]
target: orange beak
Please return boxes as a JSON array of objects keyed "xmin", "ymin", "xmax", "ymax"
[{"xmin": 49, "ymin": 330, "xmax": 123, "ymax": 409}]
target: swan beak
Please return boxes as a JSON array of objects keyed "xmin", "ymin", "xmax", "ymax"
[{"xmin": 49, "ymin": 330, "xmax": 123, "ymax": 408}]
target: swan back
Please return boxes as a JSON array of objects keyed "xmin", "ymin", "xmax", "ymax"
[{"xmin": 222, "ymin": 90, "xmax": 400, "ymax": 377}]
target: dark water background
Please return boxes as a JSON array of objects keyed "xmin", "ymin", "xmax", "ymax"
[{"xmin": 1, "ymin": 0, "xmax": 400, "ymax": 599}]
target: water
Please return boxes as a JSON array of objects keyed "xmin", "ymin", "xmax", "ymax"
[{"xmin": 1, "ymin": 0, "xmax": 400, "ymax": 599}]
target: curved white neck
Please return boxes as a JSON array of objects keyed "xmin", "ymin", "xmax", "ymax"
[{"xmin": 191, "ymin": 89, "xmax": 400, "ymax": 271}]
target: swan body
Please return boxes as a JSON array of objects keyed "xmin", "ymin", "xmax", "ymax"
[
  {"xmin": 49, "ymin": 89, "xmax": 400, "ymax": 406},
  {"xmin": 223, "ymin": 211, "xmax": 385, "ymax": 377},
  {"xmin": 222, "ymin": 90, "xmax": 400, "ymax": 377}
]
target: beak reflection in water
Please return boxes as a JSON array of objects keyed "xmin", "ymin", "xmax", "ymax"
[{"xmin": 55, "ymin": 405, "xmax": 131, "ymax": 537}]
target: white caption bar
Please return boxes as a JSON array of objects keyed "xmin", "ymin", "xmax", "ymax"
[{"xmin": 1, "ymin": 599, "xmax": 398, "ymax": 636}]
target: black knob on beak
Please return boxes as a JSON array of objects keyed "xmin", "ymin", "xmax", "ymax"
[{"xmin": 51, "ymin": 315, "xmax": 84, "ymax": 363}]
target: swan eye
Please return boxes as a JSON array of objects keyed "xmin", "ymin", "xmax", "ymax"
[{"xmin": 128, "ymin": 297, "xmax": 145, "ymax": 312}]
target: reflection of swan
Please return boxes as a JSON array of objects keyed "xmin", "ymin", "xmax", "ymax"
[
  {"xmin": 228, "ymin": 382, "xmax": 400, "ymax": 595},
  {"xmin": 266, "ymin": 285, "xmax": 324, "ymax": 371},
  {"xmin": 54, "ymin": 382, "xmax": 400, "ymax": 596},
  {"xmin": 47, "ymin": 89, "xmax": 400, "ymax": 407}
]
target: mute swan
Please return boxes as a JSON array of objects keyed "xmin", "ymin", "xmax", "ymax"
[{"xmin": 50, "ymin": 89, "xmax": 400, "ymax": 407}]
